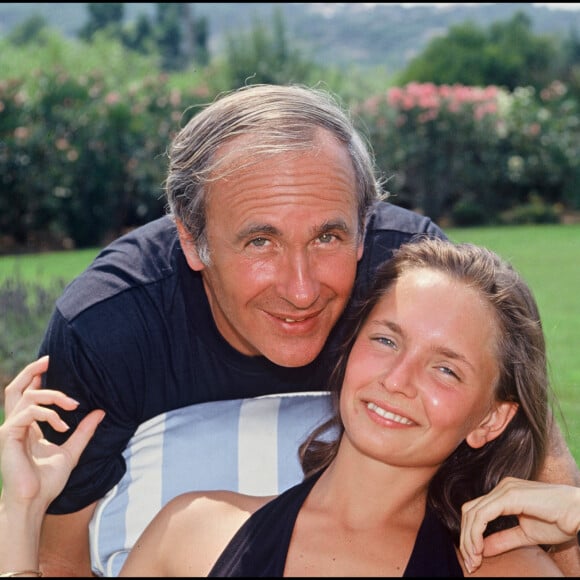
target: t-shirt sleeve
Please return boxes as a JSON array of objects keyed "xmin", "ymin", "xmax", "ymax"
[
  {"xmin": 355, "ymin": 201, "xmax": 447, "ymax": 300},
  {"xmin": 38, "ymin": 307, "xmax": 139, "ymax": 514}
]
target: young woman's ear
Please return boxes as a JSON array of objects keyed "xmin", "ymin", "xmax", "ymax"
[
  {"xmin": 175, "ymin": 219, "xmax": 206, "ymax": 272},
  {"xmin": 466, "ymin": 402, "xmax": 519, "ymax": 449}
]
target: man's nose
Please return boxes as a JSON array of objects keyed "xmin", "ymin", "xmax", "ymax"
[{"xmin": 277, "ymin": 251, "xmax": 320, "ymax": 309}]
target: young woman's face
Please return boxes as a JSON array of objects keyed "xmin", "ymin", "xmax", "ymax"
[{"xmin": 340, "ymin": 267, "xmax": 502, "ymax": 469}]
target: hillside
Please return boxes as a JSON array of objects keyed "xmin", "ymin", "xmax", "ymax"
[{"xmin": 1, "ymin": 3, "xmax": 580, "ymax": 72}]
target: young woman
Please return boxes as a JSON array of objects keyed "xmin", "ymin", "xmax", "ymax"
[{"xmin": 0, "ymin": 237, "xmax": 576, "ymax": 577}]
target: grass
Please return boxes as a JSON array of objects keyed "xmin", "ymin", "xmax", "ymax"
[
  {"xmin": 0, "ymin": 248, "xmax": 101, "ymax": 283},
  {"xmin": 1, "ymin": 224, "xmax": 579, "ymax": 465},
  {"xmin": 446, "ymin": 224, "xmax": 580, "ymax": 464},
  {"xmin": 0, "ymin": 248, "xmax": 102, "ymax": 386}
]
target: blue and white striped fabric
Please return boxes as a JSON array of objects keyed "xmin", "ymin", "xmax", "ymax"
[{"xmin": 89, "ymin": 391, "xmax": 333, "ymax": 577}]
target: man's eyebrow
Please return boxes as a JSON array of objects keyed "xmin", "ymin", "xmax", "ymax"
[
  {"xmin": 318, "ymin": 219, "xmax": 350, "ymax": 234},
  {"xmin": 236, "ymin": 219, "xmax": 351, "ymax": 242},
  {"xmin": 236, "ymin": 224, "xmax": 279, "ymax": 241}
]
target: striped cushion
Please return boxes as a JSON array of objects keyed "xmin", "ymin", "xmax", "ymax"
[{"xmin": 89, "ymin": 391, "xmax": 333, "ymax": 576}]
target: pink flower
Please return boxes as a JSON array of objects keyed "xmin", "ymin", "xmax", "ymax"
[{"xmin": 105, "ymin": 92, "xmax": 121, "ymax": 105}]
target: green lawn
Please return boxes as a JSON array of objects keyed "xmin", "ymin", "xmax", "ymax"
[
  {"xmin": 1, "ymin": 224, "xmax": 579, "ymax": 465},
  {"xmin": 446, "ymin": 224, "xmax": 580, "ymax": 465},
  {"xmin": 0, "ymin": 247, "xmax": 101, "ymax": 282}
]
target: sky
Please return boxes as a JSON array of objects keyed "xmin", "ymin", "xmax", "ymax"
[
  {"xmin": 530, "ymin": 2, "xmax": 579, "ymax": 8},
  {"xmin": 397, "ymin": 2, "xmax": 580, "ymax": 9}
]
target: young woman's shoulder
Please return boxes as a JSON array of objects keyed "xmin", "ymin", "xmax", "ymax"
[
  {"xmin": 120, "ymin": 489, "xmax": 275, "ymax": 577},
  {"xmin": 472, "ymin": 545, "xmax": 564, "ymax": 577}
]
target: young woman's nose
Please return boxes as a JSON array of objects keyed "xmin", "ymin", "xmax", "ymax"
[{"xmin": 380, "ymin": 356, "xmax": 418, "ymax": 398}]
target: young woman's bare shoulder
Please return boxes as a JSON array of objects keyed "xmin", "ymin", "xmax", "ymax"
[
  {"xmin": 169, "ymin": 488, "xmax": 274, "ymax": 515},
  {"xmin": 121, "ymin": 490, "xmax": 275, "ymax": 577},
  {"xmin": 470, "ymin": 545, "xmax": 564, "ymax": 577}
]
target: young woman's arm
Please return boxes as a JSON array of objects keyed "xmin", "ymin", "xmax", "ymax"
[
  {"xmin": 120, "ymin": 490, "xmax": 262, "ymax": 576},
  {"xmin": 0, "ymin": 357, "xmax": 104, "ymax": 577}
]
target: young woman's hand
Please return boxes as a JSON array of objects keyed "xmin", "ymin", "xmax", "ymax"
[
  {"xmin": 460, "ymin": 476, "xmax": 580, "ymax": 573},
  {"xmin": 0, "ymin": 356, "xmax": 105, "ymax": 510}
]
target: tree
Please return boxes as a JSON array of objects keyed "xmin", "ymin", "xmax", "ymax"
[
  {"xmin": 192, "ymin": 11, "xmax": 210, "ymax": 67},
  {"xmin": 78, "ymin": 3, "xmax": 208, "ymax": 70},
  {"xmin": 559, "ymin": 27, "xmax": 580, "ymax": 99},
  {"xmin": 7, "ymin": 14, "xmax": 51, "ymax": 46},
  {"xmin": 222, "ymin": 6, "xmax": 317, "ymax": 88},
  {"xmin": 78, "ymin": 3, "xmax": 125, "ymax": 42},
  {"xmin": 398, "ymin": 11, "xmax": 558, "ymax": 91},
  {"xmin": 485, "ymin": 12, "xmax": 557, "ymax": 90},
  {"xmin": 123, "ymin": 13, "xmax": 156, "ymax": 55},
  {"xmin": 155, "ymin": 3, "xmax": 185, "ymax": 70}
]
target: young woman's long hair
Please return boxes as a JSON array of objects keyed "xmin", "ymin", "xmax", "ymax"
[{"xmin": 299, "ymin": 236, "xmax": 554, "ymax": 543}]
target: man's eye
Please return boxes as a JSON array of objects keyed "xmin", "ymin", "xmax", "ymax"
[
  {"xmin": 319, "ymin": 233, "xmax": 337, "ymax": 243},
  {"xmin": 249, "ymin": 237, "xmax": 268, "ymax": 247}
]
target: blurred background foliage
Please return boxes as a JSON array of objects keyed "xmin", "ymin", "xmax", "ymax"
[{"xmin": 1, "ymin": 3, "xmax": 580, "ymax": 253}]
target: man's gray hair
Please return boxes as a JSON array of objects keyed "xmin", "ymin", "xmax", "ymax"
[{"xmin": 165, "ymin": 84, "xmax": 383, "ymax": 265}]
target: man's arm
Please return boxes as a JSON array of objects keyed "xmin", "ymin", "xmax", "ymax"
[
  {"xmin": 39, "ymin": 504, "xmax": 97, "ymax": 577},
  {"xmin": 539, "ymin": 419, "xmax": 580, "ymax": 576}
]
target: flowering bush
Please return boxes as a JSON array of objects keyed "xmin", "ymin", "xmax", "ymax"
[
  {"xmin": 355, "ymin": 81, "xmax": 579, "ymax": 224},
  {"xmin": 0, "ymin": 69, "xmax": 211, "ymax": 249},
  {"xmin": 500, "ymin": 81, "xmax": 580, "ymax": 213},
  {"xmin": 2, "ymin": 75, "xmax": 579, "ymax": 249}
]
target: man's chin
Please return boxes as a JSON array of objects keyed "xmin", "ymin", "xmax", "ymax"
[{"xmin": 262, "ymin": 342, "xmax": 325, "ymax": 368}]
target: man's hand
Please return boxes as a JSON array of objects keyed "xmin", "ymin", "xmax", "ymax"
[{"xmin": 460, "ymin": 477, "xmax": 580, "ymax": 574}]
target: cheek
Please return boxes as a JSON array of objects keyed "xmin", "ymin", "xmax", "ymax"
[
  {"xmin": 220, "ymin": 258, "xmax": 274, "ymax": 292},
  {"xmin": 422, "ymin": 388, "xmax": 487, "ymax": 433},
  {"xmin": 339, "ymin": 350, "xmax": 367, "ymax": 400},
  {"xmin": 342, "ymin": 342, "xmax": 379, "ymax": 386}
]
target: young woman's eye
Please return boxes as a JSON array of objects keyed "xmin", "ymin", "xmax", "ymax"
[
  {"xmin": 438, "ymin": 366, "xmax": 459, "ymax": 380},
  {"xmin": 373, "ymin": 336, "xmax": 397, "ymax": 349}
]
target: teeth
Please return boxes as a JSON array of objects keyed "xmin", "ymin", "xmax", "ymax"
[{"xmin": 367, "ymin": 402, "xmax": 413, "ymax": 425}]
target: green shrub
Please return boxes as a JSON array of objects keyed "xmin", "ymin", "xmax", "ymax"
[
  {"xmin": 499, "ymin": 194, "xmax": 561, "ymax": 225},
  {"xmin": 354, "ymin": 81, "xmax": 580, "ymax": 225},
  {"xmin": 450, "ymin": 197, "xmax": 490, "ymax": 226},
  {"xmin": 0, "ymin": 67, "xmax": 211, "ymax": 249},
  {"xmin": 0, "ymin": 275, "xmax": 67, "ymax": 387}
]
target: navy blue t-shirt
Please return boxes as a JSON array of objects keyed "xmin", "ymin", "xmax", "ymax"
[{"xmin": 39, "ymin": 201, "xmax": 445, "ymax": 514}]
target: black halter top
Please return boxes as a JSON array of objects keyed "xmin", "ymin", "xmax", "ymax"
[{"xmin": 208, "ymin": 471, "xmax": 464, "ymax": 577}]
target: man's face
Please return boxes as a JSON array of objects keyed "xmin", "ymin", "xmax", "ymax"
[{"xmin": 180, "ymin": 129, "xmax": 364, "ymax": 367}]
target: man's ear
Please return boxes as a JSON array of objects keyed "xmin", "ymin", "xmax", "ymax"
[
  {"xmin": 356, "ymin": 223, "xmax": 366, "ymax": 261},
  {"xmin": 175, "ymin": 219, "xmax": 206, "ymax": 272},
  {"xmin": 465, "ymin": 401, "xmax": 519, "ymax": 449},
  {"xmin": 357, "ymin": 236, "xmax": 364, "ymax": 261}
]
